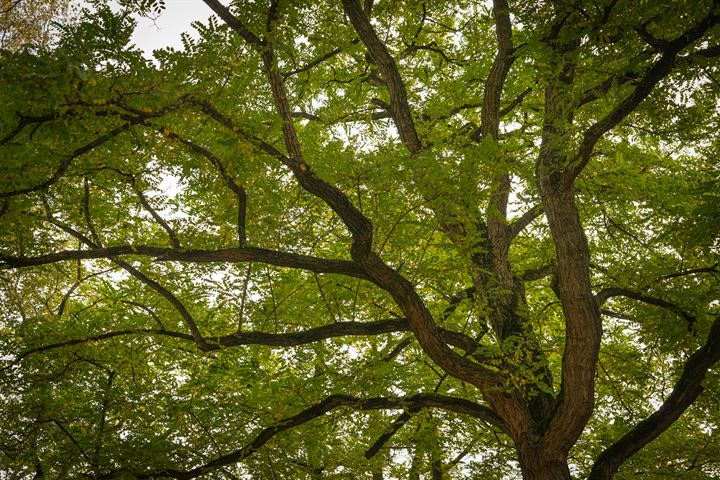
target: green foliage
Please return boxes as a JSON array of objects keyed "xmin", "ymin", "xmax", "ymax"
[{"xmin": 0, "ymin": 1, "xmax": 719, "ymax": 479}]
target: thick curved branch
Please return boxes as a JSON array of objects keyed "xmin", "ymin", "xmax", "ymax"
[
  {"xmin": 471, "ymin": 0, "xmax": 515, "ymax": 142},
  {"xmin": 588, "ymin": 316, "xmax": 720, "ymax": 480},
  {"xmin": 536, "ymin": 36, "xmax": 602, "ymax": 453},
  {"xmin": 342, "ymin": 0, "xmax": 422, "ymax": 153},
  {"xmin": 0, "ymin": 245, "xmax": 369, "ymax": 280},
  {"xmin": 572, "ymin": 8, "xmax": 720, "ymax": 183},
  {"xmin": 135, "ymin": 393, "xmax": 504, "ymax": 479},
  {"xmin": 218, "ymin": 318, "xmax": 412, "ymax": 349},
  {"xmin": 537, "ymin": 193, "xmax": 602, "ymax": 453},
  {"xmin": 520, "ymin": 263, "xmax": 556, "ymax": 282},
  {"xmin": 476, "ymin": 1, "xmax": 518, "ymax": 314},
  {"xmin": 214, "ymin": 319, "xmax": 493, "ymax": 360},
  {"xmin": 202, "ymin": 0, "xmax": 263, "ymax": 45},
  {"xmin": 509, "ymin": 204, "xmax": 543, "ymax": 239},
  {"xmin": 193, "ymin": 99, "xmax": 377, "ymax": 244},
  {"xmin": 474, "ymin": 0, "xmax": 524, "ymax": 345}
]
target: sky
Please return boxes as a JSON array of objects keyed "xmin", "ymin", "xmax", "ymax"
[{"xmin": 123, "ymin": 0, "xmax": 216, "ymax": 56}]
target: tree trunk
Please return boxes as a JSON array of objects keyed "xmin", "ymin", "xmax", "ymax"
[{"xmin": 517, "ymin": 447, "xmax": 571, "ymax": 480}]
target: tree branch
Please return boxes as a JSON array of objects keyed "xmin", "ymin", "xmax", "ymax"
[
  {"xmin": 131, "ymin": 179, "xmax": 181, "ymax": 249},
  {"xmin": 203, "ymin": 0, "xmax": 503, "ymax": 408},
  {"xmin": 0, "ymin": 112, "xmax": 58, "ymax": 145},
  {"xmin": 192, "ymin": 60, "xmax": 375, "ymax": 257},
  {"xmin": 0, "ymin": 122, "xmax": 135, "ymax": 198},
  {"xmin": 498, "ymin": 86, "xmax": 532, "ymax": 118},
  {"xmin": 572, "ymin": 8, "xmax": 720, "ymax": 183},
  {"xmin": 520, "ymin": 263, "xmax": 556, "ymax": 282},
  {"xmin": 342, "ymin": 0, "xmax": 422, "ymax": 153},
  {"xmin": 283, "ymin": 38, "xmax": 360, "ymax": 77},
  {"xmin": 588, "ymin": 316, "xmax": 720, "ymax": 480},
  {"xmin": 595, "ymin": 287, "xmax": 697, "ymax": 330},
  {"xmin": 470, "ymin": 0, "xmax": 515, "ymax": 142},
  {"xmin": 200, "ymin": 0, "xmax": 497, "ymax": 398},
  {"xmin": 160, "ymin": 129, "xmax": 247, "ymax": 246},
  {"xmin": 7, "ymin": 317, "xmax": 492, "ymax": 368},
  {"xmin": 41, "ymin": 212, "xmax": 211, "ymax": 350},
  {"xmin": 134, "ymin": 393, "xmax": 505, "ymax": 479},
  {"xmin": 0, "ymin": 245, "xmax": 370, "ymax": 280},
  {"xmin": 658, "ymin": 263, "xmax": 719, "ymax": 282},
  {"xmin": 509, "ymin": 204, "xmax": 543, "ymax": 239},
  {"xmin": 1, "ymin": 97, "xmax": 189, "ymax": 198},
  {"xmin": 536, "ymin": 33, "xmax": 602, "ymax": 454},
  {"xmin": 578, "ymin": 71, "xmax": 641, "ymax": 107},
  {"xmin": 2, "ymin": 329, "xmax": 192, "ymax": 371},
  {"xmin": 364, "ymin": 411, "xmax": 413, "ymax": 459}
]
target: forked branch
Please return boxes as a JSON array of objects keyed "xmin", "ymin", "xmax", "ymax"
[
  {"xmin": 200, "ymin": 0, "xmax": 503, "ymax": 397},
  {"xmin": 342, "ymin": 0, "xmax": 423, "ymax": 153},
  {"xmin": 572, "ymin": 7, "xmax": 720, "ymax": 182}
]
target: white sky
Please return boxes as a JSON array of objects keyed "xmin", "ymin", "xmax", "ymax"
[{"xmin": 124, "ymin": 0, "xmax": 216, "ymax": 55}]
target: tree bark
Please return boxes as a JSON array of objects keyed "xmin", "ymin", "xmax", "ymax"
[{"xmin": 517, "ymin": 446, "xmax": 572, "ymax": 480}]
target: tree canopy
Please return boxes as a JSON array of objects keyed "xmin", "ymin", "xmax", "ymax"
[
  {"xmin": 0, "ymin": 0, "xmax": 70, "ymax": 50},
  {"xmin": 1, "ymin": 0, "xmax": 719, "ymax": 479}
]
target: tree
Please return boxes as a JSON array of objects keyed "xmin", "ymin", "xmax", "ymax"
[
  {"xmin": 0, "ymin": 0, "xmax": 71, "ymax": 50},
  {"xmin": 1, "ymin": 0, "xmax": 719, "ymax": 478}
]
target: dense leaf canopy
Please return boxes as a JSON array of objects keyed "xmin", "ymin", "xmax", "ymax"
[
  {"xmin": 1, "ymin": 0, "xmax": 719, "ymax": 479},
  {"xmin": 0, "ymin": 0, "xmax": 70, "ymax": 50}
]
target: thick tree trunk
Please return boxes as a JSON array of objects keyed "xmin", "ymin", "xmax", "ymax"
[{"xmin": 517, "ymin": 447, "xmax": 571, "ymax": 480}]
